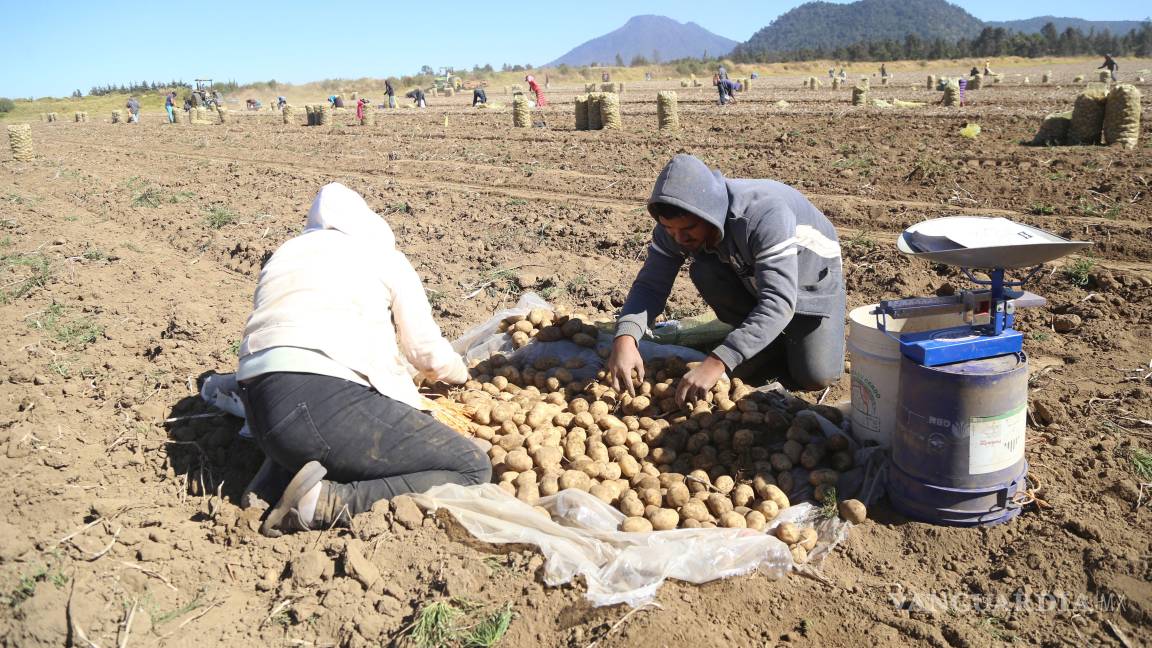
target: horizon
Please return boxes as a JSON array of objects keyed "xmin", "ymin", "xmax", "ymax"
[{"xmin": 1, "ymin": 0, "xmax": 1148, "ymax": 98}]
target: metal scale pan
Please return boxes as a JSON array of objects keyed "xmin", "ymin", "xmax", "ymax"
[{"xmin": 896, "ymin": 216, "xmax": 1092, "ymax": 269}]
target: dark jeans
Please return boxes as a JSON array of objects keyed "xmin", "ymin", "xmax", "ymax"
[
  {"xmin": 239, "ymin": 372, "xmax": 491, "ymax": 519},
  {"xmin": 689, "ymin": 254, "xmax": 846, "ymax": 390}
]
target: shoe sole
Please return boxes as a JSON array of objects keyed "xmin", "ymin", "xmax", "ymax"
[
  {"xmin": 241, "ymin": 456, "xmax": 276, "ymax": 509},
  {"xmin": 260, "ymin": 461, "xmax": 327, "ymax": 538}
]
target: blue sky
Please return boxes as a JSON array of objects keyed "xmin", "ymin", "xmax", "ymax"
[{"xmin": 0, "ymin": 0, "xmax": 1147, "ymax": 97}]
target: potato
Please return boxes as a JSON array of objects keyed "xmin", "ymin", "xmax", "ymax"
[
  {"xmin": 770, "ymin": 453, "xmax": 793, "ymax": 473},
  {"xmin": 511, "ymin": 331, "xmax": 531, "ymax": 348},
  {"xmin": 650, "ymin": 447, "xmax": 677, "ymax": 466},
  {"xmin": 589, "ymin": 400, "xmax": 610, "ymax": 418},
  {"xmin": 558, "ymin": 470, "xmax": 591, "ymax": 491},
  {"xmin": 488, "ymin": 445, "xmax": 507, "ymax": 465},
  {"xmin": 790, "ymin": 545, "xmax": 808, "ymax": 564},
  {"xmin": 490, "ymin": 403, "xmax": 516, "ymax": 425},
  {"xmin": 473, "ymin": 425, "xmax": 496, "ymax": 441},
  {"xmin": 763, "ymin": 484, "xmax": 790, "ymax": 511},
  {"xmin": 830, "ymin": 451, "xmax": 854, "ymax": 472},
  {"xmin": 731, "ymin": 429, "xmax": 755, "ymax": 451},
  {"xmin": 808, "ymin": 469, "xmax": 839, "ymax": 486},
  {"xmin": 686, "ymin": 469, "xmax": 711, "ymax": 494},
  {"xmin": 498, "ymin": 470, "xmax": 519, "ymax": 484},
  {"xmin": 647, "ymin": 508, "xmax": 680, "ymax": 531},
  {"xmin": 599, "ymin": 462, "xmax": 622, "ymax": 481},
  {"xmin": 838, "ymin": 499, "xmax": 868, "ymax": 524},
  {"xmin": 564, "ymin": 440, "xmax": 586, "ymax": 462},
  {"xmin": 744, "ymin": 510, "xmax": 767, "ymax": 531},
  {"xmin": 664, "ymin": 482, "xmax": 691, "ymax": 508},
  {"xmin": 603, "ymin": 427, "xmax": 628, "ymax": 447},
  {"xmin": 572, "ymin": 332, "xmax": 597, "ymax": 348},
  {"xmin": 568, "ymin": 398, "xmax": 590, "ymax": 414},
  {"xmin": 532, "ymin": 446, "xmax": 563, "ymax": 472},
  {"xmin": 719, "ymin": 511, "xmax": 748, "ymax": 528},
  {"xmin": 517, "ymin": 483, "xmax": 541, "ymax": 505},
  {"xmin": 514, "ymin": 470, "xmax": 538, "ymax": 487},
  {"xmin": 713, "ymin": 475, "xmax": 735, "ymax": 495},
  {"xmin": 811, "ymin": 481, "xmax": 838, "ymax": 502},
  {"xmin": 775, "ymin": 522, "xmax": 801, "ymax": 545},
  {"xmin": 798, "ymin": 528, "xmax": 818, "ymax": 551},
  {"xmin": 785, "ymin": 424, "xmax": 811, "ymax": 444},
  {"xmin": 782, "ymin": 440, "xmax": 804, "ymax": 464},
  {"xmin": 616, "ymin": 455, "xmax": 641, "ymax": 478},
  {"xmin": 621, "ymin": 517, "xmax": 653, "ymax": 533},
  {"xmin": 536, "ymin": 325, "xmax": 562, "ymax": 342},
  {"xmin": 752, "ymin": 500, "xmax": 779, "ymax": 521},
  {"xmin": 526, "ymin": 404, "xmax": 553, "ymax": 429},
  {"xmin": 539, "ymin": 474, "xmax": 559, "ymax": 497},
  {"xmin": 678, "ymin": 499, "xmax": 711, "ymax": 522},
  {"xmin": 705, "ymin": 493, "xmax": 733, "ymax": 518},
  {"xmin": 560, "ymin": 318, "xmax": 583, "ymax": 338},
  {"xmin": 498, "ymin": 481, "xmax": 516, "ymax": 495},
  {"xmin": 589, "ymin": 483, "xmax": 615, "ymax": 504},
  {"xmin": 730, "ymin": 484, "xmax": 755, "ymax": 508},
  {"xmin": 799, "ymin": 443, "xmax": 826, "ymax": 470},
  {"xmin": 776, "ymin": 472, "xmax": 795, "ymax": 496},
  {"xmin": 504, "ymin": 450, "xmax": 533, "ymax": 472},
  {"xmin": 627, "ymin": 441, "xmax": 650, "ymax": 461},
  {"xmin": 587, "ymin": 442, "xmax": 610, "ymax": 464},
  {"xmin": 626, "ymin": 395, "xmax": 651, "ymax": 414},
  {"xmin": 638, "ymin": 488, "xmax": 663, "ymax": 508},
  {"xmin": 619, "ymin": 494, "xmax": 645, "ymax": 517},
  {"xmin": 527, "ymin": 308, "xmax": 549, "ymax": 326},
  {"xmin": 751, "ymin": 475, "xmax": 775, "ymax": 500}
]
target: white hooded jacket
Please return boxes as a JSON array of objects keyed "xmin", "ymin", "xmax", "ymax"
[{"xmin": 238, "ymin": 183, "xmax": 467, "ymax": 410}]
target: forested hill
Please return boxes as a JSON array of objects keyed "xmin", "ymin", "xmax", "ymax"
[
  {"xmin": 986, "ymin": 16, "xmax": 1145, "ymax": 35},
  {"xmin": 733, "ymin": 0, "xmax": 984, "ymax": 59}
]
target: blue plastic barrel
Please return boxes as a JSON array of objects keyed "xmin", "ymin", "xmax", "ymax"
[{"xmin": 888, "ymin": 352, "xmax": 1028, "ymax": 526}]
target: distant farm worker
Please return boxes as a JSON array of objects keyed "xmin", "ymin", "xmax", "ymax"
[
  {"xmin": 355, "ymin": 97, "xmax": 369, "ymax": 121},
  {"xmin": 828, "ymin": 68, "xmax": 835, "ymax": 79},
  {"xmin": 385, "ymin": 79, "xmax": 396, "ymax": 108},
  {"xmin": 525, "ymin": 75, "xmax": 547, "ymax": 107},
  {"xmin": 607, "ymin": 154, "xmax": 845, "ymax": 401},
  {"xmin": 276, "ymin": 96, "xmax": 287, "ymax": 109},
  {"xmin": 472, "ymin": 87, "xmax": 488, "ymax": 107},
  {"xmin": 328, "ymin": 95, "xmax": 337, "ymax": 108},
  {"xmin": 236, "ymin": 182, "xmax": 491, "ymax": 536},
  {"xmin": 126, "ymin": 96, "xmax": 141, "ymax": 123},
  {"xmin": 717, "ymin": 64, "xmax": 729, "ymax": 80},
  {"xmin": 165, "ymin": 91, "xmax": 176, "ymax": 123},
  {"xmin": 880, "ymin": 63, "xmax": 888, "ymax": 78},
  {"xmin": 969, "ymin": 65, "xmax": 980, "ymax": 77},
  {"xmin": 1099, "ymin": 54, "xmax": 1118, "ymax": 81},
  {"xmin": 406, "ymin": 88, "xmax": 427, "ymax": 108},
  {"xmin": 983, "ymin": 60, "xmax": 995, "ymax": 76},
  {"xmin": 838, "ymin": 68, "xmax": 846, "ymax": 82},
  {"xmin": 717, "ymin": 78, "xmax": 740, "ymax": 105}
]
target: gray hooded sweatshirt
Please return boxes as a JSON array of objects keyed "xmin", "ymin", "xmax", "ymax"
[{"xmin": 616, "ymin": 154, "xmax": 843, "ymax": 371}]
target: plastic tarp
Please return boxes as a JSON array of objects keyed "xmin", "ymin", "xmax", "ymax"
[{"xmin": 411, "ymin": 482, "xmax": 851, "ymax": 608}]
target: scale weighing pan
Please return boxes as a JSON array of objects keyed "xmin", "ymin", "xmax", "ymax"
[{"xmin": 897, "ymin": 216, "xmax": 1092, "ymax": 268}]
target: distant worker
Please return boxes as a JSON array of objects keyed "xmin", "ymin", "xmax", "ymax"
[
  {"xmin": 384, "ymin": 80, "xmax": 396, "ymax": 109},
  {"xmin": 880, "ymin": 63, "xmax": 888, "ymax": 78},
  {"xmin": 472, "ymin": 87, "xmax": 488, "ymax": 107},
  {"xmin": 126, "ymin": 96, "xmax": 140, "ymax": 123},
  {"xmin": 277, "ymin": 96, "xmax": 287, "ymax": 109},
  {"xmin": 838, "ymin": 68, "xmax": 846, "ymax": 82},
  {"xmin": 356, "ymin": 97, "xmax": 369, "ymax": 121},
  {"xmin": 717, "ymin": 78, "xmax": 739, "ymax": 105},
  {"xmin": 213, "ymin": 90, "xmax": 222, "ymax": 107},
  {"xmin": 969, "ymin": 66, "xmax": 980, "ymax": 77},
  {"xmin": 602, "ymin": 71, "xmax": 610, "ymax": 82},
  {"xmin": 828, "ymin": 68, "xmax": 835, "ymax": 79},
  {"xmin": 406, "ymin": 88, "xmax": 427, "ymax": 108},
  {"xmin": 183, "ymin": 97, "xmax": 192, "ymax": 112},
  {"xmin": 717, "ymin": 65, "xmax": 729, "ymax": 80},
  {"xmin": 1099, "ymin": 54, "xmax": 1118, "ymax": 81},
  {"xmin": 983, "ymin": 60, "xmax": 994, "ymax": 76},
  {"xmin": 525, "ymin": 75, "xmax": 547, "ymax": 107},
  {"xmin": 165, "ymin": 91, "xmax": 176, "ymax": 123}
]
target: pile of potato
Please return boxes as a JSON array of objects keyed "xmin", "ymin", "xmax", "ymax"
[{"xmin": 455, "ymin": 309, "xmax": 866, "ymax": 562}]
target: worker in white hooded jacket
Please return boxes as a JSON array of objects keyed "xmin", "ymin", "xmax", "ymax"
[{"xmin": 237, "ymin": 182, "xmax": 491, "ymax": 537}]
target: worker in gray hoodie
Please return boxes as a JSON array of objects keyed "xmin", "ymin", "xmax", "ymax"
[{"xmin": 607, "ymin": 154, "xmax": 845, "ymax": 403}]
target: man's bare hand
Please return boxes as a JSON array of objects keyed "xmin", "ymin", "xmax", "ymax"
[
  {"xmin": 606, "ymin": 336, "xmax": 645, "ymax": 396},
  {"xmin": 675, "ymin": 355, "xmax": 728, "ymax": 407}
]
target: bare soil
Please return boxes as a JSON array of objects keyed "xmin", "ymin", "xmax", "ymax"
[{"xmin": 1, "ymin": 63, "xmax": 1151, "ymax": 647}]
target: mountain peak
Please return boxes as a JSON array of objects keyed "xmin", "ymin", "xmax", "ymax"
[{"xmin": 546, "ymin": 15, "xmax": 738, "ymax": 67}]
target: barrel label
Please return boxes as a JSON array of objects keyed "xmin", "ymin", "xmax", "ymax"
[
  {"xmin": 850, "ymin": 375, "xmax": 880, "ymax": 434},
  {"xmin": 968, "ymin": 404, "xmax": 1027, "ymax": 475}
]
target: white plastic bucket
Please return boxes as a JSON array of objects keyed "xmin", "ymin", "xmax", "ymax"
[{"xmin": 848, "ymin": 304, "xmax": 966, "ymax": 446}]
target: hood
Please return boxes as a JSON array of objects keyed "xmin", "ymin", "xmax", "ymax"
[
  {"xmin": 305, "ymin": 182, "xmax": 395, "ymax": 251},
  {"xmin": 647, "ymin": 154, "xmax": 729, "ymax": 238}
]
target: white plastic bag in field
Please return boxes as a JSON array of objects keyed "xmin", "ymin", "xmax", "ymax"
[{"xmin": 411, "ymin": 483, "xmax": 850, "ymax": 608}]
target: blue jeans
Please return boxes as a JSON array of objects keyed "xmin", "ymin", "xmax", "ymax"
[
  {"xmin": 388, "ymin": 95, "xmax": 396, "ymax": 109},
  {"xmin": 689, "ymin": 254, "xmax": 845, "ymax": 390},
  {"xmin": 165, "ymin": 105, "xmax": 175, "ymax": 123},
  {"xmin": 239, "ymin": 372, "xmax": 491, "ymax": 519}
]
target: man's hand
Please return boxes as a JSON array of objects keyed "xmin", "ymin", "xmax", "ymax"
[
  {"xmin": 675, "ymin": 355, "xmax": 728, "ymax": 407},
  {"xmin": 606, "ymin": 336, "xmax": 645, "ymax": 396}
]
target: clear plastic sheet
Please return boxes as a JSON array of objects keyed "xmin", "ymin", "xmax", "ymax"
[{"xmin": 411, "ymin": 483, "xmax": 809, "ymax": 608}]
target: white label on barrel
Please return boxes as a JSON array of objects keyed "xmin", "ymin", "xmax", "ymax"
[{"xmin": 968, "ymin": 404, "xmax": 1026, "ymax": 475}]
